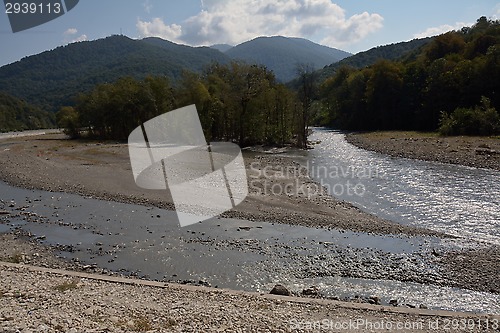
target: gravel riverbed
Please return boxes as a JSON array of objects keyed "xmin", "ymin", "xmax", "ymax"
[
  {"xmin": 1, "ymin": 261, "xmax": 499, "ymax": 333},
  {"xmin": 0, "ymin": 133, "xmax": 499, "ymax": 331}
]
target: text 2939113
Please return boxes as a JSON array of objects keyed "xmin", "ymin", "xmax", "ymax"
[{"xmin": 5, "ymin": 2, "xmax": 62, "ymax": 14}]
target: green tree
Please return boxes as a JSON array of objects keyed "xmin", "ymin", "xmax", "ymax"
[
  {"xmin": 56, "ymin": 106, "xmax": 79, "ymax": 138},
  {"xmin": 296, "ymin": 64, "xmax": 318, "ymax": 147},
  {"xmin": 74, "ymin": 76, "xmax": 174, "ymax": 140},
  {"xmin": 439, "ymin": 96, "xmax": 500, "ymax": 136}
]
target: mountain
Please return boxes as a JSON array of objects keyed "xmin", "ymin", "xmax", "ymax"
[
  {"xmin": 316, "ymin": 37, "xmax": 433, "ymax": 82},
  {"xmin": 225, "ymin": 36, "xmax": 351, "ymax": 82},
  {"xmin": 0, "ymin": 35, "xmax": 230, "ymax": 112},
  {"xmin": 210, "ymin": 44, "xmax": 234, "ymax": 52},
  {"xmin": 0, "ymin": 92, "xmax": 54, "ymax": 132}
]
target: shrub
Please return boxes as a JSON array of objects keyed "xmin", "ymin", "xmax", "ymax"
[{"xmin": 439, "ymin": 96, "xmax": 500, "ymax": 136}]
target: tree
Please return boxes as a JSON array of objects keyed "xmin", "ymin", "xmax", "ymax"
[
  {"xmin": 296, "ymin": 64, "xmax": 317, "ymax": 148},
  {"xmin": 318, "ymin": 17, "xmax": 500, "ymax": 133},
  {"xmin": 74, "ymin": 76, "xmax": 175, "ymax": 140},
  {"xmin": 439, "ymin": 96, "xmax": 500, "ymax": 136},
  {"xmin": 56, "ymin": 106, "xmax": 79, "ymax": 138},
  {"xmin": 67, "ymin": 65, "xmax": 304, "ymax": 146}
]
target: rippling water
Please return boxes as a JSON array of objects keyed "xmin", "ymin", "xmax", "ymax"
[{"xmin": 308, "ymin": 129, "xmax": 500, "ymax": 245}]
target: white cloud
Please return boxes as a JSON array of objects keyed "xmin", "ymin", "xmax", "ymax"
[
  {"xmin": 64, "ymin": 28, "xmax": 78, "ymax": 36},
  {"xmin": 137, "ymin": 18, "xmax": 182, "ymax": 42},
  {"xmin": 71, "ymin": 34, "xmax": 88, "ymax": 43},
  {"xmin": 136, "ymin": 0, "xmax": 383, "ymax": 47},
  {"xmin": 413, "ymin": 22, "xmax": 470, "ymax": 39},
  {"xmin": 63, "ymin": 28, "xmax": 88, "ymax": 43}
]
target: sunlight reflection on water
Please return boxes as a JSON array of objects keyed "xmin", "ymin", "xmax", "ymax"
[{"xmin": 308, "ymin": 129, "xmax": 500, "ymax": 245}]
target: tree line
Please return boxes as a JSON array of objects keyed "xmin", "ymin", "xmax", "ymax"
[
  {"xmin": 0, "ymin": 92, "xmax": 54, "ymax": 132},
  {"xmin": 57, "ymin": 17, "xmax": 499, "ymax": 142},
  {"xmin": 58, "ymin": 62, "xmax": 309, "ymax": 147},
  {"xmin": 318, "ymin": 17, "xmax": 500, "ymax": 135}
]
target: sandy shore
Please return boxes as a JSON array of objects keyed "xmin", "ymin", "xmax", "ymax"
[
  {"xmin": 345, "ymin": 132, "xmax": 500, "ymax": 171},
  {"xmin": 0, "ymin": 132, "xmax": 499, "ymax": 331}
]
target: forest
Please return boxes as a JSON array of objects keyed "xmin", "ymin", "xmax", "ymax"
[
  {"xmin": 58, "ymin": 62, "xmax": 309, "ymax": 147},
  {"xmin": 4, "ymin": 16, "xmax": 499, "ymax": 139},
  {"xmin": 318, "ymin": 17, "xmax": 500, "ymax": 135},
  {"xmin": 0, "ymin": 92, "xmax": 54, "ymax": 132}
]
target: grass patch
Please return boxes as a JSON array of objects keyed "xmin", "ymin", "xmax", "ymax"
[
  {"xmin": 53, "ymin": 280, "xmax": 79, "ymax": 292},
  {"xmin": 131, "ymin": 315, "xmax": 153, "ymax": 332},
  {"xmin": 118, "ymin": 314, "xmax": 154, "ymax": 332},
  {"xmin": 257, "ymin": 303, "xmax": 271, "ymax": 310},
  {"xmin": 3, "ymin": 252, "xmax": 24, "ymax": 264},
  {"xmin": 164, "ymin": 318, "xmax": 177, "ymax": 329}
]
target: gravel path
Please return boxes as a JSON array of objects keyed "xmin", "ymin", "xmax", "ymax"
[{"xmin": 1, "ymin": 262, "xmax": 499, "ymax": 333}]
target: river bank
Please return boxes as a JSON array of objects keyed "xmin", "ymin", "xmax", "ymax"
[
  {"xmin": 0, "ymin": 133, "xmax": 443, "ymax": 237},
  {"xmin": 0, "ymin": 132, "xmax": 499, "ymax": 329},
  {"xmin": 345, "ymin": 131, "xmax": 500, "ymax": 171},
  {"xmin": 3, "ymin": 261, "xmax": 498, "ymax": 333}
]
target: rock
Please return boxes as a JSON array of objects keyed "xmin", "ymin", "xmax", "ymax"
[
  {"xmin": 369, "ymin": 296, "xmax": 380, "ymax": 305},
  {"xmin": 301, "ymin": 286, "xmax": 319, "ymax": 296},
  {"xmin": 476, "ymin": 148, "xmax": 498, "ymax": 156},
  {"xmin": 239, "ymin": 226, "xmax": 252, "ymax": 231},
  {"xmin": 419, "ymin": 304, "xmax": 428, "ymax": 309},
  {"xmin": 389, "ymin": 299, "xmax": 398, "ymax": 306},
  {"xmin": 84, "ymin": 307, "xmax": 95, "ymax": 316},
  {"xmin": 0, "ymin": 210, "xmax": 9, "ymax": 215},
  {"xmin": 270, "ymin": 284, "xmax": 290, "ymax": 296},
  {"xmin": 198, "ymin": 280, "xmax": 211, "ymax": 287}
]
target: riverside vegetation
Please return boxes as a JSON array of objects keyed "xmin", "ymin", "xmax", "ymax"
[
  {"xmin": 1, "ymin": 17, "xmax": 498, "ymax": 141},
  {"xmin": 57, "ymin": 62, "xmax": 310, "ymax": 147},
  {"xmin": 317, "ymin": 17, "xmax": 500, "ymax": 135}
]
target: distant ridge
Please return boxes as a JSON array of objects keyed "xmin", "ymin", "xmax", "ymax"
[
  {"xmin": 0, "ymin": 35, "xmax": 231, "ymax": 112},
  {"xmin": 316, "ymin": 37, "xmax": 433, "ymax": 82},
  {"xmin": 225, "ymin": 36, "xmax": 351, "ymax": 82},
  {"xmin": 210, "ymin": 44, "xmax": 234, "ymax": 53}
]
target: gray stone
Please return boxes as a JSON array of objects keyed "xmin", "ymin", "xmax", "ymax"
[{"xmin": 270, "ymin": 284, "xmax": 290, "ymax": 296}]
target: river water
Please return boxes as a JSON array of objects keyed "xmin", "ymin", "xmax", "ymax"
[
  {"xmin": 1, "ymin": 129, "xmax": 499, "ymax": 314},
  {"xmin": 308, "ymin": 129, "xmax": 500, "ymax": 246}
]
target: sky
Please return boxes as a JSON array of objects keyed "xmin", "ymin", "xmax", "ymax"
[{"xmin": 1, "ymin": 0, "xmax": 499, "ymax": 67}]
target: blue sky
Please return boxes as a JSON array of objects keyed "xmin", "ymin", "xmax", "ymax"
[{"xmin": 1, "ymin": 0, "xmax": 499, "ymax": 66}]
